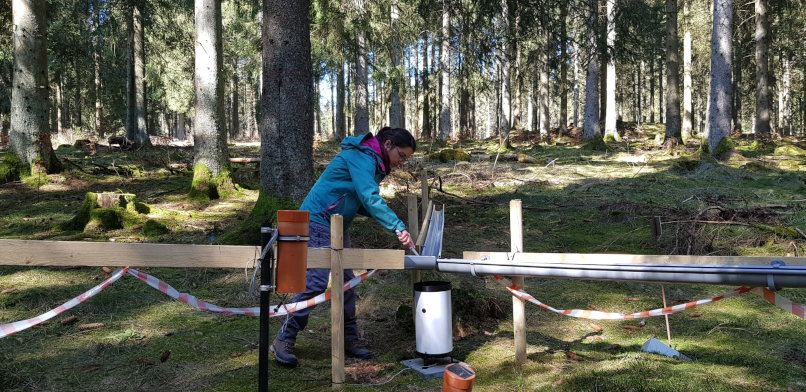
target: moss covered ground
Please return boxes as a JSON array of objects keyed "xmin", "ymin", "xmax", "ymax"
[{"xmin": 1, "ymin": 128, "xmax": 806, "ymax": 391}]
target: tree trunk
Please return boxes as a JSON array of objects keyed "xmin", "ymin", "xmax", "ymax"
[
  {"xmin": 335, "ymin": 62, "xmax": 345, "ymax": 140},
  {"xmin": 261, "ymin": 0, "xmax": 314, "ymax": 201},
  {"xmin": 682, "ymin": 0, "xmax": 693, "ymax": 137},
  {"xmin": 126, "ymin": 7, "xmax": 134, "ymax": 140},
  {"xmin": 231, "ymin": 58, "xmax": 239, "ymax": 139},
  {"xmin": 177, "ymin": 113, "xmax": 185, "ymax": 140},
  {"xmin": 754, "ymin": 0, "xmax": 771, "ymax": 138},
  {"xmin": 559, "ymin": 3, "xmax": 569, "ymax": 128},
  {"xmin": 539, "ymin": 28, "xmax": 550, "ymax": 137},
  {"xmin": 422, "ymin": 33, "xmax": 430, "ymax": 139},
  {"xmin": 389, "ymin": 1, "xmax": 402, "ymax": 127},
  {"xmin": 192, "ymin": 0, "xmax": 230, "ymax": 199},
  {"xmin": 650, "ymin": 56, "xmax": 656, "ymax": 123},
  {"xmin": 55, "ymin": 71, "xmax": 63, "ymax": 133},
  {"xmin": 439, "ymin": 0, "xmax": 451, "ymax": 140},
  {"xmin": 92, "ymin": 0, "xmax": 102, "ymax": 138},
  {"xmin": 665, "ymin": 0, "xmax": 682, "ymax": 141},
  {"xmin": 500, "ymin": 0, "xmax": 511, "ymax": 133},
  {"xmin": 583, "ymin": 0, "xmax": 601, "ymax": 139},
  {"xmin": 706, "ymin": 0, "xmax": 733, "ymax": 153},
  {"xmin": 782, "ymin": 57, "xmax": 791, "ymax": 136},
  {"xmin": 459, "ymin": 58, "xmax": 469, "ymax": 138},
  {"xmin": 354, "ymin": 29, "xmax": 369, "ymax": 135},
  {"xmin": 658, "ymin": 54, "xmax": 664, "ymax": 124},
  {"xmin": 130, "ymin": 3, "xmax": 148, "ymax": 146},
  {"xmin": 10, "ymin": 0, "xmax": 60, "ymax": 174},
  {"xmin": 732, "ymin": 33, "xmax": 742, "ymax": 132},
  {"xmin": 573, "ymin": 41, "xmax": 580, "ymax": 127},
  {"xmin": 604, "ymin": 0, "xmax": 618, "ymax": 140}
]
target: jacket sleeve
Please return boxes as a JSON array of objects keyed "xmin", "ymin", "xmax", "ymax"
[{"xmin": 344, "ymin": 155, "xmax": 407, "ymax": 232}]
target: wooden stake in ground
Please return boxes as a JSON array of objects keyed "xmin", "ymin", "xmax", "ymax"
[
  {"xmin": 662, "ymin": 284, "xmax": 672, "ymax": 346},
  {"xmin": 511, "ymin": 200, "xmax": 527, "ymax": 365},
  {"xmin": 408, "ymin": 195, "xmax": 421, "ymax": 285},
  {"xmin": 330, "ymin": 214, "xmax": 344, "ymax": 389}
]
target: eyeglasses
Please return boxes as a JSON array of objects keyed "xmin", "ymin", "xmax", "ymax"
[{"xmin": 393, "ymin": 146, "xmax": 408, "ymax": 164}]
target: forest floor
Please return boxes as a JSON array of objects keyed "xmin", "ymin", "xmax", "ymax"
[{"xmin": 1, "ymin": 125, "xmax": 806, "ymax": 391}]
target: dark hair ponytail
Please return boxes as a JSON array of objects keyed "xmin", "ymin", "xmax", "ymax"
[{"xmin": 376, "ymin": 127, "xmax": 417, "ymax": 152}]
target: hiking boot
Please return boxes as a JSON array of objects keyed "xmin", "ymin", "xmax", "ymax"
[
  {"xmin": 344, "ymin": 339, "xmax": 372, "ymax": 359},
  {"xmin": 270, "ymin": 338, "xmax": 298, "ymax": 367}
]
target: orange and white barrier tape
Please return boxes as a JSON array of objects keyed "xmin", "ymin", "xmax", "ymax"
[
  {"xmin": 493, "ymin": 275, "xmax": 806, "ymax": 320},
  {"xmin": 0, "ymin": 267, "xmax": 129, "ymax": 339},
  {"xmin": 0, "ymin": 267, "xmax": 378, "ymax": 339},
  {"xmin": 127, "ymin": 268, "xmax": 377, "ymax": 317},
  {"xmin": 751, "ymin": 287, "xmax": 805, "ymax": 319}
]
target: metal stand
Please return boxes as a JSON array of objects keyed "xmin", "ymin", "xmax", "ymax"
[{"xmin": 258, "ymin": 223, "xmax": 275, "ymax": 392}]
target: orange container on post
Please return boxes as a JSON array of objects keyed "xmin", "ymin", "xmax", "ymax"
[
  {"xmin": 442, "ymin": 363, "xmax": 476, "ymax": 392},
  {"xmin": 276, "ymin": 210, "xmax": 310, "ymax": 293}
]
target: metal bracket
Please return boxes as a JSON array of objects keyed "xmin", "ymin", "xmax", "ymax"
[
  {"xmin": 767, "ymin": 260, "xmax": 785, "ymax": 292},
  {"xmin": 278, "ymin": 235, "xmax": 310, "ymax": 242},
  {"xmin": 259, "ymin": 285, "xmax": 275, "ymax": 292}
]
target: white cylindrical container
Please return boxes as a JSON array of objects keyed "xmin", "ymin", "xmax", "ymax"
[{"xmin": 413, "ymin": 281, "xmax": 453, "ymax": 358}]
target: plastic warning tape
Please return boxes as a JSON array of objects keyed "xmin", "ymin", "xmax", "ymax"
[
  {"xmin": 752, "ymin": 287, "xmax": 806, "ymax": 320},
  {"xmin": 493, "ymin": 275, "xmax": 754, "ymax": 320},
  {"xmin": 0, "ymin": 267, "xmax": 129, "ymax": 339},
  {"xmin": 126, "ymin": 268, "xmax": 377, "ymax": 317},
  {"xmin": 0, "ymin": 267, "xmax": 378, "ymax": 339}
]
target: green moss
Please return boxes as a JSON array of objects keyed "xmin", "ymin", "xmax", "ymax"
[
  {"xmin": 712, "ymin": 136, "xmax": 735, "ymax": 156},
  {"xmin": 189, "ymin": 163, "xmax": 237, "ymax": 201},
  {"xmin": 672, "ymin": 157, "xmax": 701, "ymax": 171},
  {"xmin": 56, "ymin": 192, "xmax": 99, "ymax": 231},
  {"xmin": 743, "ymin": 161, "xmax": 771, "ymax": 171},
  {"xmin": 430, "ymin": 149, "xmax": 471, "ymax": 163},
  {"xmin": 217, "ymin": 192, "xmax": 299, "ymax": 245},
  {"xmin": 84, "ymin": 208, "xmax": 123, "ymax": 232},
  {"xmin": 774, "ymin": 144, "xmax": 806, "ymax": 157},
  {"xmin": 749, "ymin": 223, "xmax": 800, "ymax": 239},
  {"xmin": 142, "ymin": 219, "xmax": 170, "ymax": 237},
  {"xmin": 603, "ymin": 133, "xmax": 620, "ymax": 143},
  {"xmin": 581, "ymin": 133, "xmax": 609, "ymax": 151},
  {"xmin": 0, "ymin": 152, "xmax": 22, "ymax": 184}
]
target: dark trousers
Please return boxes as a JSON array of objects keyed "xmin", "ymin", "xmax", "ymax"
[{"xmin": 277, "ymin": 222, "xmax": 358, "ymax": 344}]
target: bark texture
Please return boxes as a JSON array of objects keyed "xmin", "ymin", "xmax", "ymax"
[
  {"xmin": 354, "ymin": 29, "xmax": 369, "ymax": 135},
  {"xmin": 439, "ymin": 0, "xmax": 451, "ymax": 140},
  {"xmin": 754, "ymin": 0, "xmax": 771, "ymax": 138},
  {"xmin": 706, "ymin": 0, "xmax": 733, "ymax": 152},
  {"xmin": 583, "ymin": 0, "xmax": 601, "ymax": 139},
  {"xmin": 193, "ymin": 0, "xmax": 228, "ymax": 177},
  {"xmin": 10, "ymin": 0, "xmax": 59, "ymax": 172},
  {"xmin": 604, "ymin": 0, "xmax": 618, "ymax": 140},
  {"xmin": 261, "ymin": 0, "xmax": 314, "ymax": 201},
  {"xmin": 665, "ymin": 0, "xmax": 682, "ymax": 140}
]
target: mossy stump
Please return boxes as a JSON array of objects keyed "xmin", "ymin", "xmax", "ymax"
[
  {"xmin": 57, "ymin": 192, "xmax": 150, "ymax": 232},
  {"xmin": 430, "ymin": 149, "xmax": 471, "ymax": 163}
]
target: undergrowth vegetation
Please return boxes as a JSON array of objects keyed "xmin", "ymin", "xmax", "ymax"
[{"xmin": 1, "ymin": 126, "xmax": 805, "ymax": 391}]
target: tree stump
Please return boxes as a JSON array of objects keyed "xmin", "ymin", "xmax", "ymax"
[{"xmin": 57, "ymin": 192, "xmax": 149, "ymax": 233}]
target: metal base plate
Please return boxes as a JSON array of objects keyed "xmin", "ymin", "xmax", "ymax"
[{"xmin": 400, "ymin": 357, "xmax": 454, "ymax": 380}]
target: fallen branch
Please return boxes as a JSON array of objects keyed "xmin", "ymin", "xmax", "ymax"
[{"xmin": 62, "ymin": 158, "xmax": 86, "ymax": 173}]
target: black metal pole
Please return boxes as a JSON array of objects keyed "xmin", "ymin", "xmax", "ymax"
[{"xmin": 259, "ymin": 223, "xmax": 274, "ymax": 392}]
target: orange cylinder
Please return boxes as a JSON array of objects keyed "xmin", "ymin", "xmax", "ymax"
[
  {"xmin": 276, "ymin": 210, "xmax": 310, "ymax": 293},
  {"xmin": 442, "ymin": 363, "xmax": 476, "ymax": 392}
]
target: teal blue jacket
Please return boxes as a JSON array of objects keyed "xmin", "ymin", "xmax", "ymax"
[{"xmin": 300, "ymin": 133, "xmax": 407, "ymax": 233}]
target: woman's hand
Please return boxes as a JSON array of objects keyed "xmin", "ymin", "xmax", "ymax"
[{"xmin": 397, "ymin": 230, "xmax": 414, "ymax": 248}]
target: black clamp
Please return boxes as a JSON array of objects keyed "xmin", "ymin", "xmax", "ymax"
[
  {"xmin": 767, "ymin": 260, "xmax": 786, "ymax": 292},
  {"xmin": 278, "ymin": 235, "xmax": 310, "ymax": 242}
]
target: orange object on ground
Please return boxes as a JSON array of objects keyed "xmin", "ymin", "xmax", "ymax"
[
  {"xmin": 442, "ymin": 362, "xmax": 476, "ymax": 392},
  {"xmin": 276, "ymin": 210, "xmax": 310, "ymax": 293}
]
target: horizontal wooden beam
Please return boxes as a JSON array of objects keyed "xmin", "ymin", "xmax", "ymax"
[
  {"xmin": 0, "ymin": 240, "xmax": 404, "ymax": 270},
  {"xmin": 229, "ymin": 157, "xmax": 260, "ymax": 164},
  {"xmin": 462, "ymin": 251, "xmax": 806, "ymax": 266}
]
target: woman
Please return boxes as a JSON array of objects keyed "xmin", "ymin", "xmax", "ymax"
[{"xmin": 271, "ymin": 127, "xmax": 417, "ymax": 367}]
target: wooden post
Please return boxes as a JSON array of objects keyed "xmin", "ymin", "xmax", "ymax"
[
  {"xmin": 510, "ymin": 200, "xmax": 527, "ymax": 365},
  {"xmin": 421, "ymin": 169, "xmax": 429, "ymax": 219},
  {"xmin": 330, "ymin": 215, "xmax": 344, "ymax": 389},
  {"xmin": 408, "ymin": 195, "xmax": 421, "ymax": 285}
]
